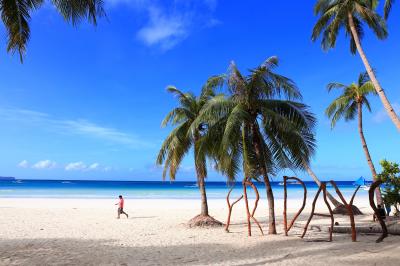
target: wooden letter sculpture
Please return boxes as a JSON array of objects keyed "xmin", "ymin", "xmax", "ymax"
[
  {"xmin": 329, "ymin": 180, "xmax": 359, "ymax": 242},
  {"xmin": 301, "ymin": 183, "xmax": 334, "ymax": 241},
  {"xmin": 225, "ymin": 179, "xmax": 264, "ymax": 236},
  {"xmin": 225, "ymin": 187, "xmax": 243, "ymax": 232},
  {"xmin": 369, "ymin": 180, "xmax": 388, "ymax": 243},
  {"xmin": 283, "ymin": 176, "xmax": 307, "ymax": 236}
]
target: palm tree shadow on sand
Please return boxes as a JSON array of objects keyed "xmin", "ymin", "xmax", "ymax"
[{"xmin": 1, "ymin": 235, "xmax": 399, "ymax": 266}]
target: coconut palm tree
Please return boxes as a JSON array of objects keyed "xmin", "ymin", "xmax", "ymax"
[
  {"xmin": 326, "ymin": 72, "xmax": 383, "ymax": 204},
  {"xmin": 156, "ymin": 84, "xmax": 223, "ymax": 227},
  {"xmin": 312, "ymin": 0, "xmax": 400, "ymax": 131},
  {"xmin": 197, "ymin": 57, "xmax": 316, "ymax": 234},
  {"xmin": 1, "ymin": 0, "xmax": 104, "ymax": 62}
]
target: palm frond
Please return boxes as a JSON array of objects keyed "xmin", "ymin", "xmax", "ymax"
[
  {"xmin": 312, "ymin": 0, "xmax": 387, "ymax": 54},
  {"xmin": 384, "ymin": 0, "xmax": 394, "ymax": 19},
  {"xmin": 51, "ymin": 0, "xmax": 104, "ymax": 26},
  {"xmin": 326, "ymin": 71, "xmax": 377, "ymax": 128},
  {"xmin": 325, "ymin": 95, "xmax": 353, "ymax": 128},
  {"xmin": 1, "ymin": 0, "xmax": 43, "ymax": 61},
  {"xmin": 327, "ymin": 82, "xmax": 347, "ymax": 91}
]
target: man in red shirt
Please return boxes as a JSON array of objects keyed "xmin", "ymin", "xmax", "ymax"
[{"xmin": 115, "ymin": 195, "xmax": 129, "ymax": 219}]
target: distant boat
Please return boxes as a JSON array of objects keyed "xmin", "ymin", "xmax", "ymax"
[
  {"xmin": 279, "ymin": 180, "xmax": 301, "ymax": 186},
  {"xmin": 353, "ymin": 176, "xmax": 371, "ymax": 191},
  {"xmin": 184, "ymin": 184, "xmax": 198, "ymax": 188}
]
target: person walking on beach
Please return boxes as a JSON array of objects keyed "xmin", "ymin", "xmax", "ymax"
[{"xmin": 115, "ymin": 195, "xmax": 128, "ymax": 219}]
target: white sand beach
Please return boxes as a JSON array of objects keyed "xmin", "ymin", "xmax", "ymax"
[{"xmin": 1, "ymin": 196, "xmax": 400, "ymax": 266}]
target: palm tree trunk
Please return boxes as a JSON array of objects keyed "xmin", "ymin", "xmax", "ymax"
[
  {"xmin": 357, "ymin": 102, "xmax": 383, "ymax": 205},
  {"xmin": 194, "ymin": 134, "xmax": 209, "ymax": 216},
  {"xmin": 197, "ymin": 174, "xmax": 209, "ymax": 216},
  {"xmin": 303, "ymin": 162, "xmax": 342, "ymax": 208},
  {"xmin": 242, "ymin": 126, "xmax": 252, "ymax": 235},
  {"xmin": 262, "ymin": 172, "xmax": 277, "ymax": 234},
  {"xmin": 251, "ymin": 123, "xmax": 276, "ymax": 234},
  {"xmin": 348, "ymin": 13, "xmax": 400, "ymax": 131}
]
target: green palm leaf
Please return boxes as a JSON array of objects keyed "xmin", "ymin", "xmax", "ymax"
[
  {"xmin": 312, "ymin": 0, "xmax": 387, "ymax": 54},
  {"xmin": 326, "ymin": 71, "xmax": 376, "ymax": 128},
  {"xmin": 0, "ymin": 0, "xmax": 104, "ymax": 61}
]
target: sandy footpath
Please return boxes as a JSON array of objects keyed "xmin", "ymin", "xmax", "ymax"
[{"xmin": 0, "ymin": 197, "xmax": 399, "ymax": 266}]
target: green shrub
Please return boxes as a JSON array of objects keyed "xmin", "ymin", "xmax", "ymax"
[{"xmin": 378, "ymin": 160, "xmax": 400, "ymax": 215}]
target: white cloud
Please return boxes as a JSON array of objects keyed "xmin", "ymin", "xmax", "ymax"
[
  {"xmin": 65, "ymin": 162, "xmax": 87, "ymax": 171},
  {"xmin": 88, "ymin": 163, "xmax": 100, "ymax": 170},
  {"xmin": 41, "ymin": 1, "xmax": 218, "ymax": 51},
  {"xmin": 60, "ymin": 119, "xmax": 148, "ymax": 147},
  {"xmin": 372, "ymin": 103, "xmax": 400, "ymax": 123},
  {"xmin": 137, "ymin": 7, "xmax": 188, "ymax": 50},
  {"xmin": 18, "ymin": 160, "xmax": 29, "ymax": 168},
  {"xmin": 135, "ymin": 1, "xmax": 219, "ymax": 50},
  {"xmin": 65, "ymin": 162, "xmax": 110, "ymax": 171},
  {"xmin": 32, "ymin": 160, "xmax": 57, "ymax": 169},
  {"xmin": 0, "ymin": 107, "xmax": 153, "ymax": 149}
]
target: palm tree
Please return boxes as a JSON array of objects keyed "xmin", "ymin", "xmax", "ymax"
[
  {"xmin": 157, "ymin": 84, "xmax": 223, "ymax": 227},
  {"xmin": 1, "ymin": 0, "xmax": 104, "ymax": 62},
  {"xmin": 326, "ymin": 72, "xmax": 383, "ymax": 204},
  {"xmin": 312, "ymin": 0, "xmax": 400, "ymax": 131},
  {"xmin": 197, "ymin": 57, "xmax": 316, "ymax": 234}
]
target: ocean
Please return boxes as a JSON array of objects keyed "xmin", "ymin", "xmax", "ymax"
[{"xmin": 0, "ymin": 179, "xmax": 368, "ymax": 200}]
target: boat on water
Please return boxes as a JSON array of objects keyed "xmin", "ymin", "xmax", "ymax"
[
  {"xmin": 278, "ymin": 180, "xmax": 302, "ymax": 186},
  {"xmin": 353, "ymin": 176, "xmax": 372, "ymax": 191}
]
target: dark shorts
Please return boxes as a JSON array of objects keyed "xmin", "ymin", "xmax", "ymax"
[{"xmin": 118, "ymin": 208, "xmax": 124, "ymax": 214}]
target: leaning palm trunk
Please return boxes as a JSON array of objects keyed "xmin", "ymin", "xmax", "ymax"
[
  {"xmin": 357, "ymin": 102, "xmax": 383, "ymax": 205},
  {"xmin": 303, "ymin": 162, "xmax": 342, "ymax": 208},
  {"xmin": 348, "ymin": 13, "xmax": 400, "ymax": 131},
  {"xmin": 303, "ymin": 162, "xmax": 363, "ymax": 215}
]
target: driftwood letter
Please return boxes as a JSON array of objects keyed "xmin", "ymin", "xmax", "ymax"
[
  {"xmin": 283, "ymin": 176, "xmax": 307, "ymax": 236},
  {"xmin": 369, "ymin": 180, "xmax": 388, "ymax": 243},
  {"xmin": 329, "ymin": 181, "xmax": 359, "ymax": 242},
  {"xmin": 225, "ymin": 187, "xmax": 243, "ymax": 232},
  {"xmin": 225, "ymin": 180, "xmax": 263, "ymax": 236},
  {"xmin": 301, "ymin": 183, "xmax": 334, "ymax": 241}
]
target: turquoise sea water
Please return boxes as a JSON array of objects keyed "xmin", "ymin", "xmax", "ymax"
[{"xmin": 0, "ymin": 180, "xmax": 368, "ymax": 200}]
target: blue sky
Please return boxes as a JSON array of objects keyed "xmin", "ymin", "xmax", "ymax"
[{"xmin": 0, "ymin": 0, "xmax": 399, "ymax": 181}]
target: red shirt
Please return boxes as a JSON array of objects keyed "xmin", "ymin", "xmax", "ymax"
[{"xmin": 119, "ymin": 198, "xmax": 124, "ymax": 208}]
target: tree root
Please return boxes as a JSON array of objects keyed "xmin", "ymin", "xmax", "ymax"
[{"xmin": 187, "ymin": 214, "xmax": 224, "ymax": 228}]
